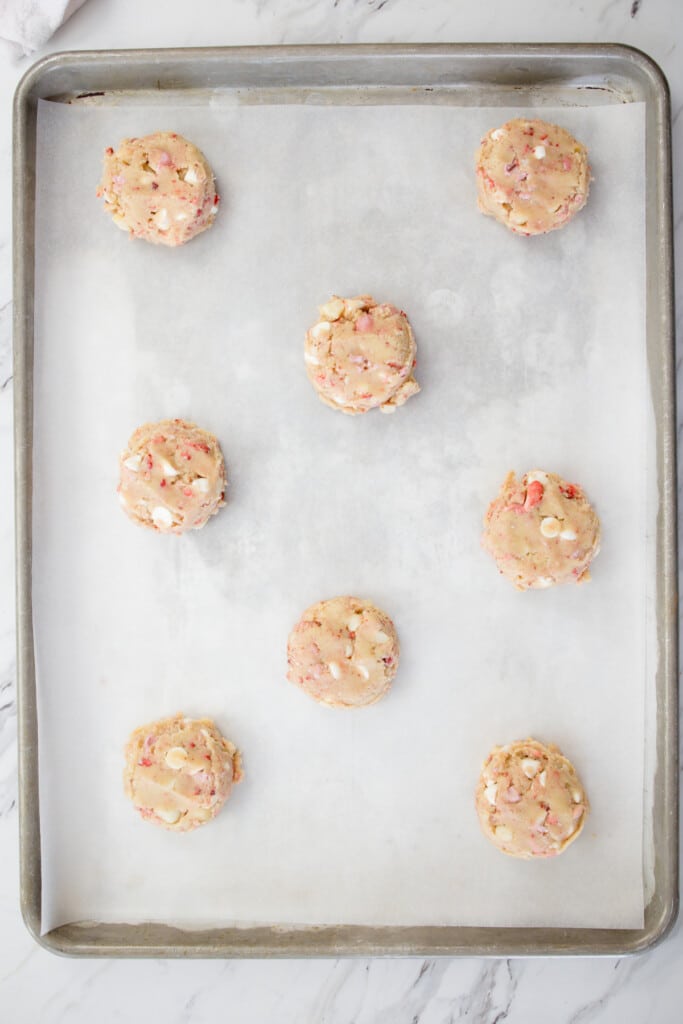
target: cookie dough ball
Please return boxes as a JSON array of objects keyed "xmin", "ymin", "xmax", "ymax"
[
  {"xmin": 97, "ymin": 131, "xmax": 219, "ymax": 246},
  {"xmin": 475, "ymin": 118, "xmax": 590, "ymax": 235},
  {"xmin": 482, "ymin": 469, "xmax": 600, "ymax": 590},
  {"xmin": 287, "ymin": 596, "xmax": 400, "ymax": 708},
  {"xmin": 475, "ymin": 738, "xmax": 589, "ymax": 859},
  {"xmin": 304, "ymin": 295, "xmax": 420, "ymax": 415},
  {"xmin": 123, "ymin": 713, "xmax": 242, "ymax": 832},
  {"xmin": 118, "ymin": 418, "xmax": 226, "ymax": 535}
]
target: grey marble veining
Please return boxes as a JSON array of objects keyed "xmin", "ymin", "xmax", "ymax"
[{"xmin": 0, "ymin": 0, "xmax": 681, "ymax": 1021}]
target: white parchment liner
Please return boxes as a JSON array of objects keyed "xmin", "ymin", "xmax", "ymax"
[{"xmin": 33, "ymin": 97, "xmax": 652, "ymax": 933}]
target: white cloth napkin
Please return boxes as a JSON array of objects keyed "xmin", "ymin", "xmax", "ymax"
[{"xmin": 0, "ymin": 0, "xmax": 87, "ymax": 54}]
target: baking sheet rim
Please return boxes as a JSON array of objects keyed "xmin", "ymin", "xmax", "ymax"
[{"xmin": 13, "ymin": 42, "xmax": 678, "ymax": 957}]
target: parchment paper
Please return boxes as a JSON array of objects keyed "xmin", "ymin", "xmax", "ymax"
[{"xmin": 33, "ymin": 95, "xmax": 653, "ymax": 934}]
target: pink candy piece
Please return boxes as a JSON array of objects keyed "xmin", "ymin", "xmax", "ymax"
[
  {"xmin": 524, "ymin": 480, "xmax": 544, "ymax": 510},
  {"xmin": 355, "ymin": 314, "xmax": 374, "ymax": 333}
]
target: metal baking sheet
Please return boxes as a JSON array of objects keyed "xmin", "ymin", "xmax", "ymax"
[{"xmin": 13, "ymin": 44, "xmax": 677, "ymax": 957}]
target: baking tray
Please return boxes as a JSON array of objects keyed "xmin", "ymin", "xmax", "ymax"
[{"xmin": 13, "ymin": 44, "xmax": 677, "ymax": 957}]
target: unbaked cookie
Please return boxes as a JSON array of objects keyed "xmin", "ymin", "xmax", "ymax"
[
  {"xmin": 287, "ymin": 596, "xmax": 400, "ymax": 708},
  {"xmin": 304, "ymin": 295, "xmax": 419, "ymax": 415},
  {"xmin": 123, "ymin": 713, "xmax": 242, "ymax": 832},
  {"xmin": 97, "ymin": 131, "xmax": 219, "ymax": 245},
  {"xmin": 475, "ymin": 118, "xmax": 590, "ymax": 236},
  {"xmin": 482, "ymin": 469, "xmax": 600, "ymax": 590},
  {"xmin": 475, "ymin": 738, "xmax": 589, "ymax": 859},
  {"xmin": 118, "ymin": 418, "xmax": 226, "ymax": 535}
]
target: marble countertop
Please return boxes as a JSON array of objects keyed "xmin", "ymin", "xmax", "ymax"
[{"xmin": 0, "ymin": 1, "xmax": 681, "ymax": 1020}]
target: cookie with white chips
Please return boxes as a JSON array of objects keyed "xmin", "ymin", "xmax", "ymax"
[
  {"xmin": 123, "ymin": 713, "xmax": 242, "ymax": 832},
  {"xmin": 287, "ymin": 596, "xmax": 400, "ymax": 708},
  {"xmin": 482, "ymin": 469, "xmax": 600, "ymax": 590},
  {"xmin": 117, "ymin": 418, "xmax": 226, "ymax": 534},
  {"xmin": 475, "ymin": 118, "xmax": 590, "ymax": 236},
  {"xmin": 304, "ymin": 295, "xmax": 419, "ymax": 415},
  {"xmin": 97, "ymin": 131, "xmax": 220, "ymax": 246},
  {"xmin": 475, "ymin": 738, "xmax": 589, "ymax": 859}
]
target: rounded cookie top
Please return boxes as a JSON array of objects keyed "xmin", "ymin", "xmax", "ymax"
[
  {"xmin": 475, "ymin": 118, "xmax": 590, "ymax": 236},
  {"xmin": 123, "ymin": 713, "xmax": 243, "ymax": 832},
  {"xmin": 304, "ymin": 295, "xmax": 419, "ymax": 415},
  {"xmin": 118, "ymin": 418, "xmax": 226, "ymax": 535},
  {"xmin": 482, "ymin": 469, "xmax": 600, "ymax": 590},
  {"xmin": 97, "ymin": 131, "xmax": 219, "ymax": 246},
  {"xmin": 475, "ymin": 738, "xmax": 589, "ymax": 859},
  {"xmin": 287, "ymin": 596, "xmax": 400, "ymax": 708}
]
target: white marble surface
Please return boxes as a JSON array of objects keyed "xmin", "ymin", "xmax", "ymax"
[{"xmin": 0, "ymin": 0, "xmax": 681, "ymax": 1020}]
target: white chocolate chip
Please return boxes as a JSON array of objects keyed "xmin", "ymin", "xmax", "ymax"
[
  {"xmin": 357, "ymin": 664, "xmax": 370, "ymax": 681},
  {"xmin": 484, "ymin": 781, "xmax": 498, "ymax": 805},
  {"xmin": 193, "ymin": 477, "xmax": 209, "ymax": 493},
  {"xmin": 494, "ymin": 825, "xmax": 513, "ymax": 843},
  {"xmin": 572, "ymin": 789, "xmax": 582, "ymax": 803},
  {"xmin": 328, "ymin": 661, "xmax": 341, "ymax": 680},
  {"xmin": 123, "ymin": 454, "xmax": 142, "ymax": 472},
  {"xmin": 152, "ymin": 506, "xmax": 173, "ymax": 529},
  {"xmin": 156, "ymin": 208, "xmax": 171, "ymax": 231},
  {"xmin": 347, "ymin": 614, "xmax": 362, "ymax": 632},
  {"xmin": 165, "ymin": 747, "xmax": 188, "ymax": 770},
  {"xmin": 304, "ymin": 351, "xmax": 321, "ymax": 365},
  {"xmin": 175, "ymin": 211, "xmax": 189, "ymax": 222},
  {"xmin": 344, "ymin": 297, "xmax": 369, "ymax": 314},
  {"xmin": 534, "ymin": 145, "xmax": 546, "ymax": 159},
  {"xmin": 118, "ymin": 491, "xmax": 129, "ymax": 508},
  {"xmin": 540, "ymin": 516, "xmax": 561, "ymax": 538},
  {"xmin": 319, "ymin": 298, "xmax": 345, "ymax": 321},
  {"xmin": 160, "ymin": 458, "xmax": 178, "ymax": 478},
  {"xmin": 344, "ymin": 643, "xmax": 353, "ymax": 658},
  {"xmin": 534, "ymin": 576, "xmax": 554, "ymax": 589},
  {"xmin": 539, "ymin": 771, "xmax": 547, "ymax": 787},
  {"xmin": 560, "ymin": 528, "xmax": 577, "ymax": 541},
  {"xmin": 527, "ymin": 471, "xmax": 548, "ymax": 485},
  {"xmin": 184, "ymin": 166, "xmax": 199, "ymax": 185},
  {"xmin": 521, "ymin": 758, "xmax": 540, "ymax": 778},
  {"xmin": 374, "ymin": 630, "xmax": 390, "ymax": 643},
  {"xmin": 491, "ymin": 128, "xmax": 505, "ymax": 140},
  {"xmin": 210, "ymin": 203, "xmax": 219, "ymax": 216},
  {"xmin": 156, "ymin": 807, "xmax": 181, "ymax": 824},
  {"xmin": 310, "ymin": 321, "xmax": 331, "ymax": 340}
]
